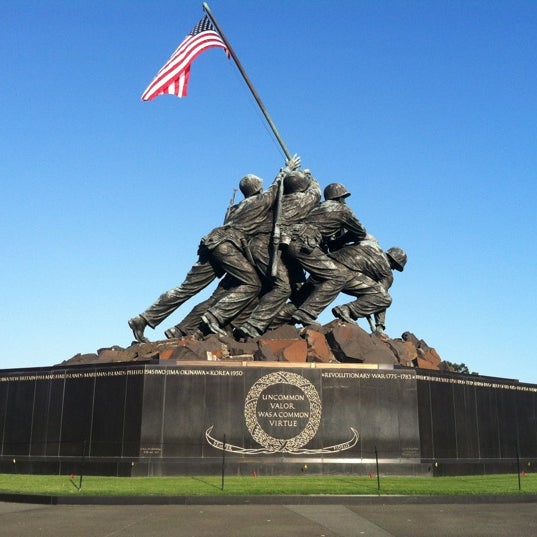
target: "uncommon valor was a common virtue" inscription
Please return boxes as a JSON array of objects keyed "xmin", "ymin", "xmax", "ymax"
[
  {"xmin": 205, "ymin": 370, "xmax": 359, "ymax": 454},
  {"xmin": 257, "ymin": 392, "xmax": 310, "ymax": 430}
]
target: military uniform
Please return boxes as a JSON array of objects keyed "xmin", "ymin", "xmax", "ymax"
[
  {"xmin": 330, "ymin": 236, "xmax": 393, "ymax": 325},
  {"xmin": 287, "ymin": 198, "xmax": 384, "ymax": 323},
  {"xmin": 163, "ymin": 167, "xmax": 297, "ymax": 336},
  {"xmin": 330, "ymin": 237, "xmax": 407, "ymax": 334},
  {"xmin": 199, "ymin": 181, "xmax": 280, "ymax": 327},
  {"xmin": 236, "ymin": 177, "xmax": 322, "ymax": 336},
  {"xmin": 137, "ymin": 225, "xmax": 261, "ymax": 331}
]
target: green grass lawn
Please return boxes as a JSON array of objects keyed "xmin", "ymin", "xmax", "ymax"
[{"xmin": 0, "ymin": 473, "xmax": 535, "ymax": 497}]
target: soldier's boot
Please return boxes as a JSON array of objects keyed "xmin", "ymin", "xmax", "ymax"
[
  {"xmin": 331, "ymin": 305, "xmax": 356, "ymax": 325},
  {"xmin": 291, "ymin": 309, "xmax": 321, "ymax": 328},
  {"xmin": 267, "ymin": 303, "xmax": 296, "ymax": 329},
  {"xmin": 164, "ymin": 326, "xmax": 181, "ymax": 339},
  {"xmin": 128, "ymin": 315, "xmax": 149, "ymax": 343},
  {"xmin": 165, "ymin": 326, "xmax": 204, "ymax": 340},
  {"xmin": 373, "ymin": 323, "xmax": 388, "ymax": 340},
  {"xmin": 201, "ymin": 311, "xmax": 228, "ymax": 337},
  {"xmin": 234, "ymin": 322, "xmax": 261, "ymax": 341}
]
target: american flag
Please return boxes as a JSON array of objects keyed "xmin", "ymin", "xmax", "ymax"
[{"xmin": 141, "ymin": 16, "xmax": 227, "ymax": 101}]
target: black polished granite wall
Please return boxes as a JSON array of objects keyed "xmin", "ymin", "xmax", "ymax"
[
  {"xmin": 0, "ymin": 363, "xmax": 535, "ymax": 476},
  {"xmin": 0, "ymin": 364, "xmax": 144, "ymax": 475},
  {"xmin": 135, "ymin": 366, "xmax": 421, "ymax": 475},
  {"xmin": 416, "ymin": 370, "xmax": 537, "ymax": 475}
]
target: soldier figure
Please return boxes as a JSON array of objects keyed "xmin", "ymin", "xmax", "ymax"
[
  {"xmin": 331, "ymin": 235, "xmax": 407, "ymax": 335},
  {"xmin": 233, "ymin": 169, "xmax": 321, "ymax": 338},
  {"xmin": 190, "ymin": 156, "xmax": 301, "ymax": 336},
  {"xmin": 284, "ymin": 182, "xmax": 385, "ymax": 326},
  {"xmin": 128, "ymin": 157, "xmax": 300, "ymax": 342}
]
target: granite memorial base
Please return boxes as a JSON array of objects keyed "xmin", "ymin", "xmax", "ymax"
[{"xmin": 0, "ymin": 362, "xmax": 535, "ymax": 477}]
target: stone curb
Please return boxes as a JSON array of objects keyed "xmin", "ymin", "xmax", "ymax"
[{"xmin": 1, "ymin": 493, "xmax": 536, "ymax": 506}]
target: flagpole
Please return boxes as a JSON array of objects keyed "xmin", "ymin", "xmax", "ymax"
[{"xmin": 202, "ymin": 2, "xmax": 292, "ymax": 161}]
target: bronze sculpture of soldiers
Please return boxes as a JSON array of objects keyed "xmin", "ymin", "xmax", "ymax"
[
  {"xmin": 128, "ymin": 156, "xmax": 300, "ymax": 342},
  {"xmin": 129, "ymin": 166, "xmax": 406, "ymax": 343}
]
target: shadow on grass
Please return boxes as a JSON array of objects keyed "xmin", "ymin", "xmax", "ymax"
[{"xmin": 191, "ymin": 476, "xmax": 222, "ymax": 491}]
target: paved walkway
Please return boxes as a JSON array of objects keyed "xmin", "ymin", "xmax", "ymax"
[{"xmin": 1, "ymin": 499, "xmax": 537, "ymax": 537}]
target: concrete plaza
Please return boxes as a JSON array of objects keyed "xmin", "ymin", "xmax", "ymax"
[{"xmin": 1, "ymin": 497, "xmax": 536, "ymax": 537}]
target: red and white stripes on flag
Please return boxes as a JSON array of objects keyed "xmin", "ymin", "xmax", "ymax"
[{"xmin": 141, "ymin": 16, "xmax": 227, "ymax": 101}]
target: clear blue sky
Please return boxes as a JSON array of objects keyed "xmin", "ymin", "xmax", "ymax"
[{"xmin": 2, "ymin": 1, "xmax": 536, "ymax": 382}]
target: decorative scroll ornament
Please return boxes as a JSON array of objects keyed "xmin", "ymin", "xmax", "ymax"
[{"xmin": 205, "ymin": 371, "xmax": 359, "ymax": 454}]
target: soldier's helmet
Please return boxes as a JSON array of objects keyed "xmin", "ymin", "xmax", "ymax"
[
  {"xmin": 386, "ymin": 247, "xmax": 407, "ymax": 272},
  {"xmin": 239, "ymin": 174, "xmax": 263, "ymax": 198},
  {"xmin": 284, "ymin": 170, "xmax": 311, "ymax": 194},
  {"xmin": 324, "ymin": 183, "xmax": 351, "ymax": 200}
]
